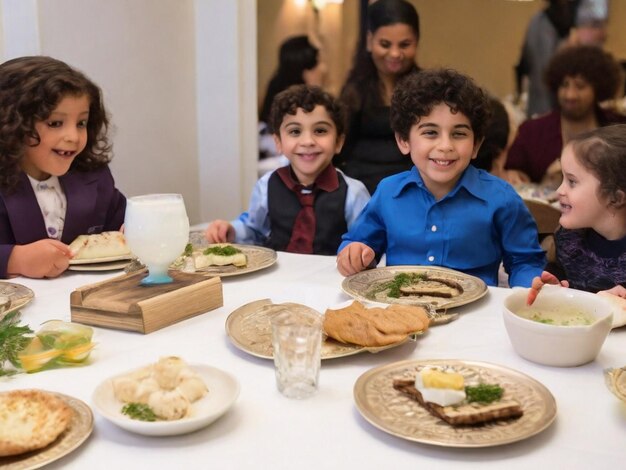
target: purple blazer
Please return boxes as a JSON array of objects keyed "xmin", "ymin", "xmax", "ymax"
[{"xmin": 0, "ymin": 166, "xmax": 126, "ymax": 278}]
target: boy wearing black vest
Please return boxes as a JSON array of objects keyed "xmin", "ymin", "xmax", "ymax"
[{"xmin": 206, "ymin": 85, "xmax": 370, "ymax": 254}]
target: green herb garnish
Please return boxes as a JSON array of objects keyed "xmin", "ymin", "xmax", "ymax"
[
  {"xmin": 369, "ymin": 272, "xmax": 427, "ymax": 299},
  {"xmin": 203, "ymin": 245, "xmax": 241, "ymax": 257},
  {"xmin": 183, "ymin": 243, "xmax": 193, "ymax": 256},
  {"xmin": 465, "ymin": 383, "xmax": 503, "ymax": 404},
  {"xmin": 0, "ymin": 311, "xmax": 33, "ymax": 376},
  {"xmin": 121, "ymin": 403, "xmax": 159, "ymax": 421}
]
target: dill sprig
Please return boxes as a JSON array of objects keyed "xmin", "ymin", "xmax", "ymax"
[
  {"xmin": 122, "ymin": 403, "xmax": 159, "ymax": 421},
  {"xmin": 0, "ymin": 311, "xmax": 33, "ymax": 376},
  {"xmin": 203, "ymin": 245, "xmax": 241, "ymax": 257},
  {"xmin": 465, "ymin": 383, "xmax": 503, "ymax": 404},
  {"xmin": 368, "ymin": 272, "xmax": 427, "ymax": 299}
]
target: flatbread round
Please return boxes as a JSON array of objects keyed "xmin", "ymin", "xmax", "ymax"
[
  {"xmin": 0, "ymin": 389, "xmax": 73, "ymax": 457},
  {"xmin": 69, "ymin": 231, "xmax": 131, "ymax": 260}
]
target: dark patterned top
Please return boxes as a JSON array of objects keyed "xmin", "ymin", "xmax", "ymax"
[{"xmin": 551, "ymin": 227, "xmax": 626, "ymax": 292}]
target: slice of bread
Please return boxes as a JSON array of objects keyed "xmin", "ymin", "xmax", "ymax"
[
  {"xmin": 69, "ymin": 231, "xmax": 131, "ymax": 260},
  {"xmin": 323, "ymin": 301, "xmax": 430, "ymax": 347},
  {"xmin": 0, "ymin": 389, "xmax": 73, "ymax": 457},
  {"xmin": 393, "ymin": 379, "xmax": 523, "ymax": 426}
]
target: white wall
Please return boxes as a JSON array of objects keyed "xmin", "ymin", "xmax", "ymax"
[{"xmin": 0, "ymin": 0, "xmax": 257, "ymax": 225}]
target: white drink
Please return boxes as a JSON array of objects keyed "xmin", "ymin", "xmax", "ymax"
[{"xmin": 124, "ymin": 194, "xmax": 189, "ymax": 284}]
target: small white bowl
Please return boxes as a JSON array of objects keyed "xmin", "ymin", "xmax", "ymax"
[{"xmin": 503, "ymin": 286, "xmax": 613, "ymax": 367}]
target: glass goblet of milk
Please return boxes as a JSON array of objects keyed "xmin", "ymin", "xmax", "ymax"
[{"xmin": 124, "ymin": 194, "xmax": 189, "ymax": 285}]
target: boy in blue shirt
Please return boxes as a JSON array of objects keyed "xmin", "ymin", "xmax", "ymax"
[
  {"xmin": 206, "ymin": 85, "xmax": 370, "ymax": 254},
  {"xmin": 336, "ymin": 69, "xmax": 545, "ymax": 287}
]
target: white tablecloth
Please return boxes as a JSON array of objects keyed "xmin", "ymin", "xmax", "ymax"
[{"xmin": 2, "ymin": 252, "xmax": 625, "ymax": 469}]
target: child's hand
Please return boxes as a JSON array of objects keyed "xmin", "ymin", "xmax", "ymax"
[
  {"xmin": 336, "ymin": 242, "xmax": 375, "ymax": 276},
  {"xmin": 205, "ymin": 220, "xmax": 235, "ymax": 243},
  {"xmin": 7, "ymin": 239, "xmax": 72, "ymax": 278},
  {"xmin": 598, "ymin": 285, "xmax": 626, "ymax": 299},
  {"xmin": 526, "ymin": 271, "xmax": 569, "ymax": 305}
]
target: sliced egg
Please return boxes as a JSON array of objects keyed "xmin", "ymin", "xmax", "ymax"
[{"xmin": 414, "ymin": 368, "xmax": 466, "ymax": 407}]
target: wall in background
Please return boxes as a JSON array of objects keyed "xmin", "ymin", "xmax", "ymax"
[
  {"xmin": 258, "ymin": 0, "xmax": 626, "ymax": 103},
  {"xmin": 1, "ymin": 0, "xmax": 258, "ymax": 225}
]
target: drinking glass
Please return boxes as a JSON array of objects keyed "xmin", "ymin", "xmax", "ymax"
[
  {"xmin": 271, "ymin": 308, "xmax": 322, "ymax": 399},
  {"xmin": 124, "ymin": 194, "xmax": 189, "ymax": 285}
]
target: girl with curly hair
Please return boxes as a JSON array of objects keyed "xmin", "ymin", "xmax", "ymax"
[{"xmin": 0, "ymin": 56, "xmax": 125, "ymax": 279}]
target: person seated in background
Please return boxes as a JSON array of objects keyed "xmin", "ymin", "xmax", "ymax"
[
  {"xmin": 258, "ymin": 35, "xmax": 326, "ymax": 169},
  {"xmin": 506, "ymin": 44, "xmax": 626, "ymax": 189},
  {"xmin": 0, "ymin": 56, "xmax": 125, "ymax": 279},
  {"xmin": 206, "ymin": 85, "xmax": 370, "ymax": 255},
  {"xmin": 336, "ymin": 69, "xmax": 545, "ymax": 287},
  {"xmin": 334, "ymin": 0, "xmax": 421, "ymax": 194}
]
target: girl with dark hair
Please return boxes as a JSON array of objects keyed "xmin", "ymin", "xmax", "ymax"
[
  {"xmin": 0, "ymin": 56, "xmax": 125, "ymax": 279},
  {"xmin": 259, "ymin": 36, "xmax": 326, "ymax": 162},
  {"xmin": 335, "ymin": 0, "xmax": 420, "ymax": 194}
]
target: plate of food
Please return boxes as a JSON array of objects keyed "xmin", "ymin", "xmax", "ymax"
[
  {"xmin": 605, "ymin": 366, "xmax": 626, "ymax": 402},
  {"xmin": 172, "ymin": 238, "xmax": 277, "ymax": 278},
  {"xmin": 92, "ymin": 357, "xmax": 239, "ymax": 436},
  {"xmin": 68, "ymin": 231, "xmax": 133, "ymax": 270},
  {"xmin": 0, "ymin": 389, "xmax": 93, "ymax": 469},
  {"xmin": 342, "ymin": 266, "xmax": 488, "ymax": 311},
  {"xmin": 225, "ymin": 299, "xmax": 431, "ymax": 360},
  {"xmin": 354, "ymin": 359, "xmax": 556, "ymax": 448},
  {"xmin": 0, "ymin": 281, "xmax": 35, "ymax": 316}
]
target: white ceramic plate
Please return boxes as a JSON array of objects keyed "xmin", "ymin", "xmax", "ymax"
[{"xmin": 92, "ymin": 364, "xmax": 240, "ymax": 436}]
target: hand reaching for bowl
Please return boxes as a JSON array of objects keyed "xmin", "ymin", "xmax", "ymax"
[{"xmin": 527, "ymin": 271, "xmax": 569, "ymax": 306}]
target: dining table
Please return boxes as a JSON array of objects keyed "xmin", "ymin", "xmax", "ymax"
[{"xmin": 1, "ymin": 251, "xmax": 624, "ymax": 469}]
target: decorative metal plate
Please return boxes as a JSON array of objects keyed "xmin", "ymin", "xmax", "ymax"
[
  {"xmin": 175, "ymin": 233, "xmax": 277, "ymax": 278},
  {"xmin": 354, "ymin": 359, "xmax": 557, "ymax": 448},
  {"xmin": 0, "ymin": 281, "xmax": 35, "ymax": 315},
  {"xmin": 604, "ymin": 366, "xmax": 626, "ymax": 402},
  {"xmin": 342, "ymin": 266, "xmax": 488, "ymax": 310},
  {"xmin": 225, "ymin": 299, "xmax": 419, "ymax": 360},
  {"xmin": 0, "ymin": 391, "xmax": 93, "ymax": 469}
]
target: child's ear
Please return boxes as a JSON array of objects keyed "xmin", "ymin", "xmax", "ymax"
[
  {"xmin": 394, "ymin": 132, "xmax": 411, "ymax": 156},
  {"xmin": 471, "ymin": 137, "xmax": 484, "ymax": 160},
  {"xmin": 334, "ymin": 134, "xmax": 346, "ymax": 154},
  {"xmin": 272, "ymin": 134, "xmax": 283, "ymax": 155},
  {"xmin": 611, "ymin": 189, "xmax": 626, "ymax": 209}
]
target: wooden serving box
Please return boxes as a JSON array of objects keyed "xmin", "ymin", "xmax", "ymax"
[{"xmin": 70, "ymin": 270, "xmax": 223, "ymax": 334}]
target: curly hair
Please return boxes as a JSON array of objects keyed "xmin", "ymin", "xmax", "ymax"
[
  {"xmin": 268, "ymin": 84, "xmax": 346, "ymax": 138},
  {"xmin": 340, "ymin": 0, "xmax": 420, "ymax": 113},
  {"xmin": 472, "ymin": 97, "xmax": 510, "ymax": 172},
  {"xmin": 0, "ymin": 56, "xmax": 111, "ymax": 193},
  {"xmin": 569, "ymin": 124, "xmax": 626, "ymax": 209},
  {"xmin": 545, "ymin": 45, "xmax": 622, "ymax": 102},
  {"xmin": 390, "ymin": 69, "xmax": 491, "ymax": 143}
]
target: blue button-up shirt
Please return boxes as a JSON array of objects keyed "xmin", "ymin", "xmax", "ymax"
[{"xmin": 339, "ymin": 166, "xmax": 545, "ymax": 287}]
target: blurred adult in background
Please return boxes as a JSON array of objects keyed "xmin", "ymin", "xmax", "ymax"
[
  {"xmin": 569, "ymin": 0, "xmax": 609, "ymax": 46},
  {"xmin": 258, "ymin": 36, "xmax": 326, "ymax": 163},
  {"xmin": 515, "ymin": 0, "xmax": 577, "ymax": 119},
  {"xmin": 472, "ymin": 97, "xmax": 511, "ymax": 179},
  {"xmin": 334, "ymin": 0, "xmax": 420, "ymax": 194},
  {"xmin": 506, "ymin": 45, "xmax": 625, "ymax": 188}
]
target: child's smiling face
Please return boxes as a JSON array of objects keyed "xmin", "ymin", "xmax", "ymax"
[
  {"xmin": 273, "ymin": 105, "xmax": 344, "ymax": 186},
  {"xmin": 22, "ymin": 94, "xmax": 90, "ymax": 180},
  {"xmin": 557, "ymin": 144, "xmax": 607, "ymax": 232},
  {"xmin": 395, "ymin": 103, "xmax": 481, "ymax": 200}
]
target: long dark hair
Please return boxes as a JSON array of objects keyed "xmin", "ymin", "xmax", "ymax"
[
  {"xmin": 259, "ymin": 36, "xmax": 319, "ymax": 123},
  {"xmin": 0, "ymin": 56, "xmax": 111, "ymax": 193},
  {"xmin": 341, "ymin": 0, "xmax": 420, "ymax": 112}
]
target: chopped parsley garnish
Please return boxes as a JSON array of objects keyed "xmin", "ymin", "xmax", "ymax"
[
  {"xmin": 465, "ymin": 383, "xmax": 503, "ymax": 404},
  {"xmin": 121, "ymin": 403, "xmax": 159, "ymax": 421},
  {"xmin": 203, "ymin": 245, "xmax": 241, "ymax": 257},
  {"xmin": 183, "ymin": 243, "xmax": 193, "ymax": 256}
]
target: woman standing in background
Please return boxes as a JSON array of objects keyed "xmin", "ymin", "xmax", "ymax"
[{"xmin": 334, "ymin": 0, "xmax": 420, "ymax": 194}]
